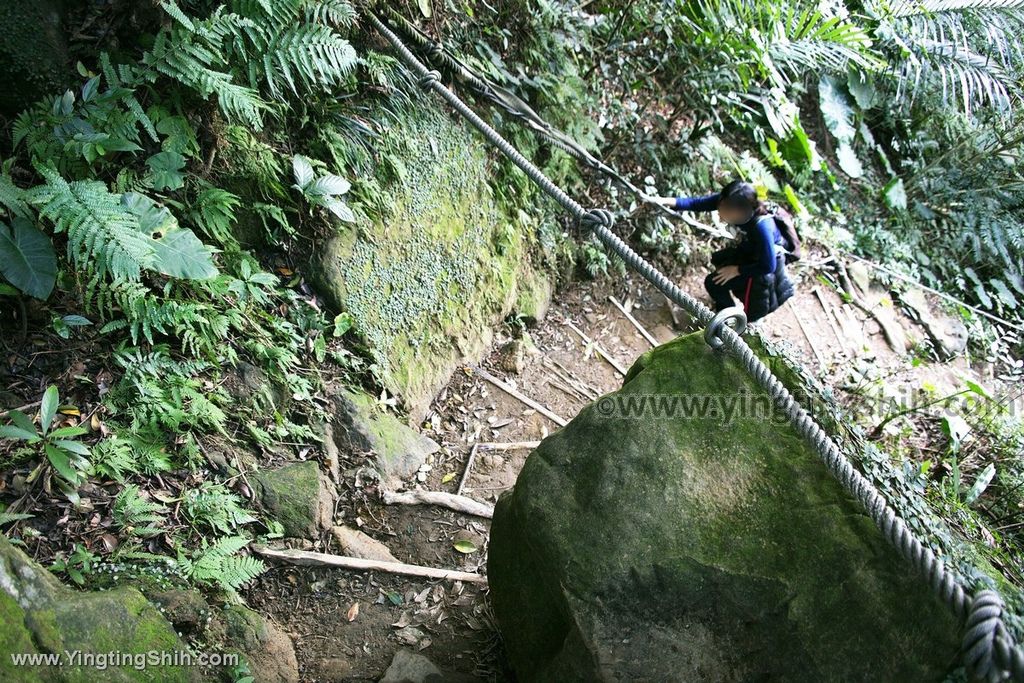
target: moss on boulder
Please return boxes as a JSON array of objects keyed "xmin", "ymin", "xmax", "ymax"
[
  {"xmin": 331, "ymin": 389, "xmax": 440, "ymax": 485},
  {"xmin": 218, "ymin": 604, "xmax": 298, "ymax": 683},
  {"xmin": 488, "ymin": 331, "xmax": 961, "ymax": 682},
  {"xmin": 313, "ymin": 105, "xmax": 547, "ymax": 421},
  {"xmin": 0, "ymin": 536, "xmax": 197, "ymax": 682},
  {"xmin": 252, "ymin": 461, "xmax": 334, "ymax": 539}
]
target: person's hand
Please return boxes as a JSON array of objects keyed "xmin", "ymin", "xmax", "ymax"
[
  {"xmin": 649, "ymin": 196, "xmax": 677, "ymax": 208},
  {"xmin": 712, "ymin": 264, "xmax": 740, "ymax": 285}
]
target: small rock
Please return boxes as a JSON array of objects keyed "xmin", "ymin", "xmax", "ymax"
[
  {"xmin": 379, "ymin": 648, "xmax": 440, "ymax": 683},
  {"xmin": 331, "ymin": 526, "xmax": 399, "ymax": 563},
  {"xmin": 252, "ymin": 461, "xmax": 335, "ymax": 539},
  {"xmin": 147, "ymin": 588, "xmax": 210, "ymax": 630},
  {"xmin": 497, "ymin": 339, "xmax": 527, "ymax": 375},
  {"xmin": 320, "ymin": 657, "xmax": 352, "ymax": 681}
]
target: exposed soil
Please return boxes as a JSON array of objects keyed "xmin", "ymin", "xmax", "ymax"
[{"xmin": 243, "ymin": 245, "xmax": 998, "ymax": 682}]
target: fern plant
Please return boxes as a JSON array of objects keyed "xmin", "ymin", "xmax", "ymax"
[
  {"xmin": 181, "ymin": 481, "xmax": 257, "ymax": 535},
  {"xmin": 112, "ymin": 484, "xmax": 167, "ymax": 538},
  {"xmin": 178, "ymin": 535, "xmax": 265, "ymax": 592},
  {"xmin": 870, "ymin": 0, "xmax": 1024, "ymax": 114}
]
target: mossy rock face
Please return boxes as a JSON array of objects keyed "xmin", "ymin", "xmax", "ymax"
[
  {"xmin": 0, "ymin": 536, "xmax": 197, "ymax": 683},
  {"xmin": 0, "ymin": 1, "xmax": 69, "ymax": 117},
  {"xmin": 331, "ymin": 389, "xmax": 440, "ymax": 485},
  {"xmin": 252, "ymin": 461, "xmax": 334, "ymax": 539},
  {"xmin": 313, "ymin": 105, "xmax": 542, "ymax": 422},
  {"xmin": 488, "ymin": 331, "xmax": 961, "ymax": 682}
]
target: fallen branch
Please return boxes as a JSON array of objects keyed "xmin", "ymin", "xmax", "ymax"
[
  {"xmin": 456, "ymin": 444, "xmax": 479, "ymax": 497},
  {"xmin": 812, "ymin": 286, "xmax": 847, "ymax": 350},
  {"xmin": 254, "ymin": 546, "xmax": 487, "ymax": 584},
  {"xmin": 564, "ymin": 321, "xmax": 627, "ymax": 377},
  {"xmin": 608, "ymin": 296, "xmax": 658, "ymax": 347},
  {"xmin": 475, "ymin": 441, "xmax": 541, "ymax": 451},
  {"xmin": 473, "ymin": 367, "xmax": 568, "ymax": 427},
  {"xmin": 829, "ymin": 252, "xmax": 907, "ymax": 353},
  {"xmin": 793, "ymin": 311, "xmax": 827, "ymax": 369},
  {"xmin": 383, "ymin": 489, "xmax": 494, "ymax": 519}
]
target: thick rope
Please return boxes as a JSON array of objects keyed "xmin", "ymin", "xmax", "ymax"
[
  {"xmin": 379, "ymin": 9, "xmax": 732, "ymax": 240},
  {"xmin": 367, "ymin": 11, "xmax": 1024, "ymax": 680}
]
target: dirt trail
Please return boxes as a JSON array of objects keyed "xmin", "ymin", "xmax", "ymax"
[{"xmin": 246, "ymin": 250, "xmax": 983, "ymax": 682}]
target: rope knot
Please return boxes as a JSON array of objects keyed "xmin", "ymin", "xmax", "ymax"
[
  {"xmin": 580, "ymin": 208, "xmax": 614, "ymax": 232},
  {"xmin": 417, "ymin": 70, "xmax": 442, "ymax": 89},
  {"xmin": 703, "ymin": 306, "xmax": 747, "ymax": 350},
  {"xmin": 963, "ymin": 590, "xmax": 1024, "ymax": 682},
  {"xmin": 428, "ymin": 44, "xmax": 446, "ymax": 62}
]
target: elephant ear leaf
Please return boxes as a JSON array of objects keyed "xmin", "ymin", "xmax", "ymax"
[
  {"xmin": 0, "ymin": 218, "xmax": 57, "ymax": 299},
  {"xmin": 122, "ymin": 192, "xmax": 218, "ymax": 280}
]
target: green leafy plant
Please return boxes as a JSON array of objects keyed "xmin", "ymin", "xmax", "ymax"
[
  {"xmin": 112, "ymin": 484, "xmax": 167, "ymax": 538},
  {"xmin": 181, "ymin": 482, "xmax": 257, "ymax": 535},
  {"xmin": 291, "ymin": 155, "xmax": 356, "ymax": 222},
  {"xmin": 0, "ymin": 387, "xmax": 91, "ymax": 492},
  {"xmin": 0, "ymin": 218, "xmax": 57, "ymax": 299},
  {"xmin": 50, "ymin": 543, "xmax": 98, "ymax": 586},
  {"xmin": 178, "ymin": 536, "xmax": 265, "ymax": 592}
]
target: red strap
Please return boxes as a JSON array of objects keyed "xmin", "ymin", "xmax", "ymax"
[{"xmin": 743, "ymin": 276, "xmax": 753, "ymax": 312}]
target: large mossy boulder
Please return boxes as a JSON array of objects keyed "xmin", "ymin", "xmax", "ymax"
[
  {"xmin": 489, "ymin": 332, "xmax": 961, "ymax": 682},
  {"xmin": 313, "ymin": 106, "xmax": 551, "ymax": 422},
  {"xmin": 0, "ymin": 536, "xmax": 197, "ymax": 682}
]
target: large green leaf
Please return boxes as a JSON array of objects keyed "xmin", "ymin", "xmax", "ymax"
[
  {"xmin": 146, "ymin": 151, "xmax": 186, "ymax": 191},
  {"xmin": 39, "ymin": 386, "xmax": 59, "ymax": 436},
  {"xmin": 883, "ymin": 177, "xmax": 907, "ymax": 211},
  {"xmin": 0, "ymin": 218, "xmax": 57, "ymax": 299},
  {"xmin": 122, "ymin": 193, "xmax": 218, "ymax": 280},
  {"xmin": 819, "ymin": 76, "xmax": 856, "ymax": 143},
  {"xmin": 153, "ymin": 229, "xmax": 219, "ymax": 280}
]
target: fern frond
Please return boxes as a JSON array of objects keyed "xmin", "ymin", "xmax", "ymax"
[
  {"xmin": 306, "ymin": 0, "xmax": 356, "ymax": 28},
  {"xmin": 144, "ymin": 21, "xmax": 269, "ymax": 129},
  {"xmin": 190, "ymin": 186, "xmax": 240, "ymax": 247},
  {"xmin": 113, "ymin": 484, "xmax": 167, "ymax": 538},
  {"xmin": 27, "ymin": 167, "xmax": 155, "ymax": 282},
  {"xmin": 248, "ymin": 24, "xmax": 357, "ymax": 97},
  {"xmin": 0, "ymin": 174, "xmax": 31, "ymax": 219},
  {"xmin": 179, "ymin": 535, "xmax": 265, "ymax": 591}
]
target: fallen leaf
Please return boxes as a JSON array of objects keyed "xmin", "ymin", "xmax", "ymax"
[
  {"xmin": 346, "ymin": 602, "xmax": 359, "ymax": 622},
  {"xmin": 453, "ymin": 539, "xmax": 478, "ymax": 554},
  {"xmin": 441, "ymin": 472, "xmax": 455, "ymax": 484},
  {"xmin": 58, "ymin": 407, "xmax": 80, "ymax": 416}
]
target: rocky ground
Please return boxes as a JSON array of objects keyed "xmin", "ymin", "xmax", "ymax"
[{"xmin": 242, "ymin": 246, "xmax": 992, "ymax": 682}]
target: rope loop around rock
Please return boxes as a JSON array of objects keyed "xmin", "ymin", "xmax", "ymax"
[{"xmin": 703, "ymin": 306, "xmax": 747, "ymax": 350}]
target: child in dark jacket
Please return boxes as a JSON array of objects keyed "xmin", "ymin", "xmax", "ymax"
[{"xmin": 653, "ymin": 180, "xmax": 794, "ymax": 322}]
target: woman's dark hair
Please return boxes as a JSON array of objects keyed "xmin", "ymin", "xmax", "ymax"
[{"xmin": 718, "ymin": 179, "xmax": 768, "ymax": 216}]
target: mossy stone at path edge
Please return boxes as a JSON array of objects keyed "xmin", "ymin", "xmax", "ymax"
[{"xmin": 0, "ymin": 536, "xmax": 197, "ymax": 683}]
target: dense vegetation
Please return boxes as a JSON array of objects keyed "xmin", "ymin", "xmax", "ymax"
[{"xmin": 1, "ymin": 0, "xmax": 1022, "ymax": 659}]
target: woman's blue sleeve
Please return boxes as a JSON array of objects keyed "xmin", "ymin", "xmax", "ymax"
[
  {"xmin": 738, "ymin": 217, "xmax": 777, "ymax": 276},
  {"xmin": 674, "ymin": 193, "xmax": 720, "ymax": 212}
]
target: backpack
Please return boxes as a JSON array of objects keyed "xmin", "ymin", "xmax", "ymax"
[{"xmin": 770, "ymin": 205, "xmax": 802, "ymax": 264}]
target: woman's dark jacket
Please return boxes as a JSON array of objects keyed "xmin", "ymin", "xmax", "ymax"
[{"xmin": 675, "ymin": 193, "xmax": 795, "ymax": 321}]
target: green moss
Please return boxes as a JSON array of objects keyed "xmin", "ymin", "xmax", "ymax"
[
  {"xmin": 490, "ymin": 332, "xmax": 961, "ymax": 682},
  {"xmin": 314, "ymin": 103, "xmax": 541, "ymax": 419},
  {"xmin": 252, "ymin": 461, "xmax": 329, "ymax": 539},
  {"xmin": 0, "ymin": 589, "xmax": 44, "ymax": 683}
]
